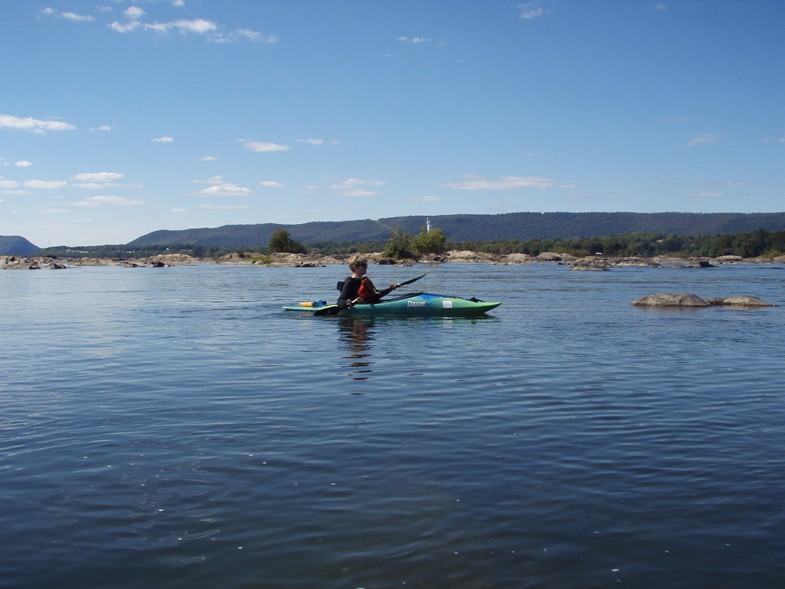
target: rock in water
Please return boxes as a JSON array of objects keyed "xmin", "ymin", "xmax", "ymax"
[{"xmin": 633, "ymin": 293, "xmax": 709, "ymax": 307}]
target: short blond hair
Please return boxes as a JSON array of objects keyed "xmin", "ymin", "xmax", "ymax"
[{"xmin": 348, "ymin": 254, "xmax": 369, "ymax": 272}]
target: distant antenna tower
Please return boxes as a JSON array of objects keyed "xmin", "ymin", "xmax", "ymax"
[{"xmin": 426, "ymin": 217, "xmax": 431, "ymax": 233}]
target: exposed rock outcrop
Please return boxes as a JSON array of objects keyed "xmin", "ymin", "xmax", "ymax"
[
  {"xmin": 633, "ymin": 293, "xmax": 709, "ymax": 307},
  {"xmin": 634, "ymin": 293, "xmax": 775, "ymax": 308},
  {"xmin": 707, "ymin": 296, "xmax": 775, "ymax": 307}
]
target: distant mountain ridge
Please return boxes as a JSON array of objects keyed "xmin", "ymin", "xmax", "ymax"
[
  {"xmin": 127, "ymin": 212, "xmax": 785, "ymax": 249},
  {"xmin": 0, "ymin": 235, "xmax": 40, "ymax": 255}
]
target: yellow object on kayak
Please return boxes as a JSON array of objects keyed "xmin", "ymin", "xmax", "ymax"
[{"xmin": 298, "ymin": 300, "xmax": 327, "ymax": 307}]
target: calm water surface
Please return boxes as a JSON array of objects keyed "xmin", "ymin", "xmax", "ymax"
[{"xmin": 1, "ymin": 263, "xmax": 784, "ymax": 588}]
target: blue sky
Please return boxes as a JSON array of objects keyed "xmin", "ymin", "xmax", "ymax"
[{"xmin": 1, "ymin": 0, "xmax": 783, "ymax": 247}]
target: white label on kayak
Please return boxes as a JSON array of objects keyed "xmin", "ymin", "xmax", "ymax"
[{"xmin": 443, "ymin": 300, "xmax": 453, "ymax": 309}]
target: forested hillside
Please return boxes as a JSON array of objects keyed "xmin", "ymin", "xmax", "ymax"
[
  {"xmin": 0, "ymin": 235, "xmax": 40, "ymax": 255},
  {"xmin": 127, "ymin": 212, "xmax": 785, "ymax": 249}
]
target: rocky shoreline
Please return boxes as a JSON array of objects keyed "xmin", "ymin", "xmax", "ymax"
[{"xmin": 2, "ymin": 250, "xmax": 785, "ymax": 271}]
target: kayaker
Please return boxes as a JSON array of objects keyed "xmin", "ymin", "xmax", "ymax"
[{"xmin": 337, "ymin": 254, "xmax": 400, "ymax": 308}]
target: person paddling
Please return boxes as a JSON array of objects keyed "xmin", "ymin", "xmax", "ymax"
[{"xmin": 337, "ymin": 254, "xmax": 400, "ymax": 309}]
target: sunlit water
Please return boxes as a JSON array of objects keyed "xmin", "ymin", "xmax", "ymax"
[{"xmin": 2, "ymin": 263, "xmax": 784, "ymax": 588}]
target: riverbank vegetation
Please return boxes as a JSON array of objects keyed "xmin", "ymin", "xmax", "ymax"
[{"xmin": 41, "ymin": 229, "xmax": 785, "ymax": 261}]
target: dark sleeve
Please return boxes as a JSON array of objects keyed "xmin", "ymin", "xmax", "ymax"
[{"xmin": 337, "ymin": 277, "xmax": 360, "ymax": 308}]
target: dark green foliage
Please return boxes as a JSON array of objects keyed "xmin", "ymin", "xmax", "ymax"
[
  {"xmin": 382, "ymin": 229, "xmax": 416, "ymax": 259},
  {"xmin": 268, "ymin": 229, "xmax": 306, "ymax": 254},
  {"xmin": 450, "ymin": 230, "xmax": 785, "ymax": 259},
  {"xmin": 412, "ymin": 228, "xmax": 447, "ymax": 254}
]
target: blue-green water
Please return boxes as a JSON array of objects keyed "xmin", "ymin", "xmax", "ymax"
[{"xmin": 2, "ymin": 263, "xmax": 784, "ymax": 588}]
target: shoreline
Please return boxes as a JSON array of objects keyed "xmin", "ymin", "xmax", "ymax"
[{"xmin": 3, "ymin": 250, "xmax": 785, "ymax": 271}]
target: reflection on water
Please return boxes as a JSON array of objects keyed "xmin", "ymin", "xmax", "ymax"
[{"xmin": 337, "ymin": 317, "xmax": 376, "ymax": 381}]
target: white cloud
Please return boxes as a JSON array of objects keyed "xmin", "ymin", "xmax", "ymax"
[
  {"xmin": 74, "ymin": 172, "xmax": 125, "ymax": 182},
  {"xmin": 195, "ymin": 176, "xmax": 252, "ymax": 197},
  {"xmin": 332, "ymin": 177, "xmax": 384, "ymax": 198},
  {"xmin": 444, "ymin": 175, "xmax": 559, "ymax": 190},
  {"xmin": 297, "ymin": 138, "xmax": 325, "ymax": 146},
  {"xmin": 71, "ymin": 195, "xmax": 144, "ymax": 207},
  {"xmin": 126, "ymin": 6, "xmax": 145, "ymax": 18},
  {"xmin": 41, "ymin": 7, "xmax": 93, "ymax": 22},
  {"xmin": 408, "ymin": 195, "xmax": 441, "ymax": 203},
  {"xmin": 259, "ymin": 181, "xmax": 284, "ymax": 188},
  {"xmin": 62, "ymin": 11, "xmax": 94, "ymax": 23},
  {"xmin": 198, "ymin": 203, "xmax": 248, "ymax": 210},
  {"xmin": 157, "ymin": 18, "xmax": 217, "ymax": 35},
  {"xmin": 152, "ymin": 136, "xmax": 174, "ymax": 143},
  {"xmin": 0, "ymin": 178, "xmax": 19, "ymax": 188},
  {"xmin": 15, "ymin": 161, "xmax": 33, "ymax": 168},
  {"xmin": 398, "ymin": 36, "xmax": 432, "ymax": 44},
  {"xmin": 106, "ymin": 6, "xmax": 272, "ymax": 43},
  {"xmin": 171, "ymin": 207, "xmax": 188, "ymax": 213},
  {"xmin": 519, "ymin": 1, "xmax": 550, "ymax": 20},
  {"xmin": 91, "ymin": 125, "xmax": 114, "ymax": 132},
  {"xmin": 197, "ymin": 155, "xmax": 218, "ymax": 161},
  {"xmin": 688, "ymin": 134, "xmax": 721, "ymax": 147},
  {"xmin": 0, "ymin": 114, "xmax": 76, "ymax": 133},
  {"xmin": 24, "ymin": 180, "xmax": 67, "ymax": 190},
  {"xmin": 245, "ymin": 140, "xmax": 289, "ymax": 152}
]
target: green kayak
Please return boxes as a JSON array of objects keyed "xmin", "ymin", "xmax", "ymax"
[{"xmin": 283, "ymin": 292, "xmax": 501, "ymax": 317}]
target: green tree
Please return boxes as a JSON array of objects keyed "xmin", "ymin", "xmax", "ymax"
[
  {"xmin": 268, "ymin": 229, "xmax": 306, "ymax": 254},
  {"xmin": 412, "ymin": 228, "xmax": 447, "ymax": 254},
  {"xmin": 382, "ymin": 229, "xmax": 415, "ymax": 259}
]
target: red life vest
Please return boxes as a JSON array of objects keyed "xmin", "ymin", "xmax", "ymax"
[{"xmin": 357, "ymin": 276, "xmax": 377, "ymax": 302}]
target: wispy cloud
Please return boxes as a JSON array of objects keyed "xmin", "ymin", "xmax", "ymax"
[
  {"xmin": 297, "ymin": 138, "xmax": 325, "ymax": 146},
  {"xmin": 24, "ymin": 180, "xmax": 67, "ymax": 190},
  {"xmin": 397, "ymin": 36, "xmax": 432, "ymax": 44},
  {"xmin": 152, "ymin": 136, "xmax": 174, "ymax": 143},
  {"xmin": 195, "ymin": 176, "xmax": 253, "ymax": 197},
  {"xmin": 42, "ymin": 7, "xmax": 94, "ymax": 23},
  {"xmin": 15, "ymin": 161, "xmax": 33, "ymax": 168},
  {"xmin": 332, "ymin": 178, "xmax": 384, "ymax": 198},
  {"xmin": 407, "ymin": 195, "xmax": 441, "ymax": 203},
  {"xmin": 519, "ymin": 1, "xmax": 550, "ymax": 20},
  {"xmin": 687, "ymin": 134, "xmax": 721, "ymax": 147},
  {"xmin": 71, "ymin": 195, "xmax": 144, "ymax": 207},
  {"xmin": 0, "ymin": 114, "xmax": 76, "ymax": 133},
  {"xmin": 198, "ymin": 203, "xmax": 249, "ymax": 210},
  {"xmin": 444, "ymin": 175, "xmax": 560, "ymax": 190},
  {"xmin": 72, "ymin": 172, "xmax": 126, "ymax": 190},
  {"xmin": 74, "ymin": 172, "xmax": 124, "ymax": 183},
  {"xmin": 259, "ymin": 181, "xmax": 284, "ymax": 188},
  {"xmin": 107, "ymin": 6, "xmax": 275, "ymax": 43},
  {"xmin": 245, "ymin": 141, "xmax": 289, "ymax": 152}
]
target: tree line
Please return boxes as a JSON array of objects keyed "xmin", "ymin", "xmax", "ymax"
[{"xmin": 42, "ymin": 228, "xmax": 785, "ymax": 261}]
